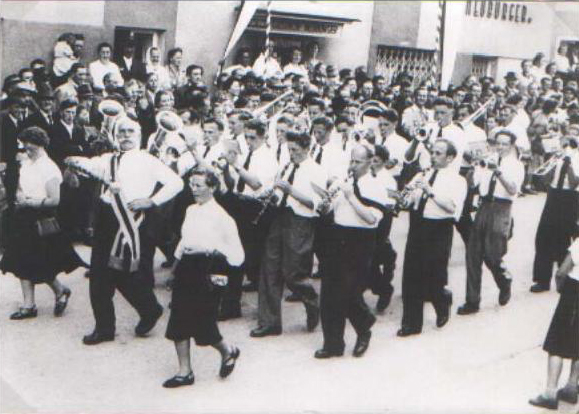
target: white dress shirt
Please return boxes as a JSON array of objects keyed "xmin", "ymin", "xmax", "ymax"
[
  {"xmin": 72, "ymin": 149, "xmax": 183, "ymax": 206},
  {"xmin": 310, "ymin": 139, "xmax": 349, "ymax": 181},
  {"xmin": 373, "ymin": 168, "xmax": 398, "ymax": 207},
  {"xmin": 146, "ymin": 64, "xmax": 172, "ymax": 90},
  {"xmin": 332, "ymin": 172, "xmax": 389, "ymax": 229},
  {"xmin": 378, "ymin": 132, "xmax": 410, "ymax": 177},
  {"xmin": 283, "ymin": 63, "xmax": 308, "ymax": 78},
  {"xmin": 174, "ymin": 198, "xmax": 244, "ymax": 266},
  {"xmin": 474, "ymin": 155, "xmax": 525, "ymax": 200},
  {"xmin": 237, "ymin": 144, "xmax": 278, "ymax": 197},
  {"xmin": 407, "ymin": 167, "xmax": 467, "ymax": 221},
  {"xmin": 252, "ymin": 54, "xmax": 283, "ymax": 78},
  {"xmin": 550, "ymin": 151, "xmax": 579, "ymax": 191},
  {"xmin": 89, "ymin": 60, "xmax": 124, "ymax": 90},
  {"xmin": 275, "ymin": 157, "xmax": 327, "ymax": 218}
]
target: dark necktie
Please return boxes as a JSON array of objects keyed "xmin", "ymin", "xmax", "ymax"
[
  {"xmin": 47, "ymin": 114, "xmax": 53, "ymax": 126},
  {"xmin": 277, "ymin": 143, "xmax": 282, "ymax": 161},
  {"xmin": 236, "ymin": 150, "xmax": 253, "ymax": 193},
  {"xmin": 437, "ymin": 126, "xmax": 443, "ymax": 138},
  {"xmin": 417, "ymin": 169, "xmax": 439, "ymax": 217},
  {"xmin": 343, "ymin": 139, "xmax": 347, "ymax": 152},
  {"xmin": 557, "ymin": 157, "xmax": 570, "ymax": 190},
  {"xmin": 203, "ymin": 145, "xmax": 211, "ymax": 159},
  {"xmin": 487, "ymin": 157, "xmax": 503, "ymax": 198},
  {"xmin": 315, "ymin": 145, "xmax": 323, "ymax": 164},
  {"xmin": 279, "ymin": 163, "xmax": 299, "ymax": 207}
]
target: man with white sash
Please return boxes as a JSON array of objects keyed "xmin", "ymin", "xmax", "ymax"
[{"xmin": 66, "ymin": 117, "xmax": 183, "ymax": 345}]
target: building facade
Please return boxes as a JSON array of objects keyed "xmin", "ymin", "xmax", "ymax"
[{"xmin": 1, "ymin": 1, "xmax": 577, "ymax": 89}]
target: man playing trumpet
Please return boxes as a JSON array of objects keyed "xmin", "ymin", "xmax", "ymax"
[
  {"xmin": 457, "ymin": 130, "xmax": 524, "ymax": 315},
  {"xmin": 531, "ymin": 136, "xmax": 579, "ymax": 293}
]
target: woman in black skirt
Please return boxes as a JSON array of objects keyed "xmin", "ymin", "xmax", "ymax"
[
  {"xmin": 163, "ymin": 167, "xmax": 244, "ymax": 388},
  {"xmin": 530, "ymin": 240, "xmax": 579, "ymax": 410},
  {"xmin": 0, "ymin": 127, "xmax": 84, "ymax": 319}
]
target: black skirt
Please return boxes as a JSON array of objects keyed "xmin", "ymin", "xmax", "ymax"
[
  {"xmin": 0, "ymin": 207, "xmax": 85, "ymax": 283},
  {"xmin": 165, "ymin": 253, "xmax": 229, "ymax": 345},
  {"xmin": 543, "ymin": 276, "xmax": 579, "ymax": 359}
]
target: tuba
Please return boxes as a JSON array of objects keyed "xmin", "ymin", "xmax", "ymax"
[
  {"xmin": 98, "ymin": 100, "xmax": 125, "ymax": 144},
  {"xmin": 149, "ymin": 111, "xmax": 184, "ymax": 157}
]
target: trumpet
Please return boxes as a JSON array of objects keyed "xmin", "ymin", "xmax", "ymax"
[
  {"xmin": 534, "ymin": 151, "xmax": 567, "ymax": 176},
  {"xmin": 412, "ymin": 121, "xmax": 437, "ymax": 143},
  {"xmin": 471, "ymin": 150, "xmax": 500, "ymax": 168},
  {"xmin": 98, "ymin": 100, "xmax": 125, "ymax": 143},
  {"xmin": 315, "ymin": 171, "xmax": 354, "ymax": 215},
  {"xmin": 149, "ymin": 111, "xmax": 184, "ymax": 157}
]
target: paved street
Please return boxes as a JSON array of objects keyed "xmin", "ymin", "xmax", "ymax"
[{"xmin": 1, "ymin": 192, "xmax": 578, "ymax": 414}]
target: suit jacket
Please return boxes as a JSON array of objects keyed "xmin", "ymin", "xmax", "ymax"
[
  {"xmin": 0, "ymin": 112, "xmax": 22, "ymax": 202},
  {"xmin": 115, "ymin": 57, "xmax": 146, "ymax": 82},
  {"xmin": 49, "ymin": 120, "xmax": 90, "ymax": 168},
  {"xmin": 22, "ymin": 111, "xmax": 57, "ymax": 137}
]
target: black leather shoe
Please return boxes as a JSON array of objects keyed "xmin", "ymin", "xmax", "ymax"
[
  {"xmin": 557, "ymin": 386, "xmax": 578, "ymax": 404},
  {"xmin": 305, "ymin": 303, "xmax": 320, "ymax": 332},
  {"xmin": 310, "ymin": 271, "xmax": 322, "ymax": 279},
  {"xmin": 314, "ymin": 348, "xmax": 344, "ymax": 359},
  {"xmin": 530, "ymin": 283, "xmax": 550, "ymax": 293},
  {"xmin": 457, "ymin": 303, "xmax": 479, "ymax": 315},
  {"xmin": 249, "ymin": 325, "xmax": 282, "ymax": 338},
  {"xmin": 436, "ymin": 291, "xmax": 452, "ymax": 328},
  {"xmin": 163, "ymin": 372, "xmax": 194, "ymax": 388},
  {"xmin": 396, "ymin": 326, "xmax": 421, "ymax": 337},
  {"xmin": 529, "ymin": 395, "xmax": 558, "ymax": 410},
  {"xmin": 54, "ymin": 288, "xmax": 71, "ymax": 317},
  {"xmin": 499, "ymin": 280, "xmax": 512, "ymax": 306},
  {"xmin": 218, "ymin": 308, "xmax": 242, "ymax": 322},
  {"xmin": 10, "ymin": 306, "xmax": 38, "ymax": 320},
  {"xmin": 376, "ymin": 293, "xmax": 392, "ymax": 313},
  {"xmin": 135, "ymin": 305, "xmax": 163, "ymax": 337},
  {"xmin": 83, "ymin": 331, "xmax": 114, "ymax": 345},
  {"xmin": 242, "ymin": 281, "xmax": 258, "ymax": 292},
  {"xmin": 219, "ymin": 347, "xmax": 240, "ymax": 378},
  {"xmin": 353, "ymin": 330, "xmax": 372, "ymax": 357},
  {"xmin": 285, "ymin": 292, "xmax": 301, "ymax": 302}
]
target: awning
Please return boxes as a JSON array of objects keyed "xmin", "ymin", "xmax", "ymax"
[{"xmin": 240, "ymin": 6, "xmax": 360, "ymax": 38}]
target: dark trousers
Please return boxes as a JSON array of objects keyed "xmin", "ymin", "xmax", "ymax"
[
  {"xmin": 455, "ymin": 167, "xmax": 475, "ymax": 245},
  {"xmin": 367, "ymin": 214, "xmax": 396, "ymax": 297},
  {"xmin": 401, "ymin": 214, "xmax": 454, "ymax": 331},
  {"xmin": 215, "ymin": 192, "xmax": 269, "ymax": 313},
  {"xmin": 314, "ymin": 215, "xmax": 334, "ymax": 278},
  {"xmin": 58, "ymin": 179, "xmax": 94, "ymax": 238},
  {"xmin": 89, "ymin": 202, "xmax": 161, "ymax": 336},
  {"xmin": 465, "ymin": 199, "xmax": 512, "ymax": 305},
  {"xmin": 321, "ymin": 225, "xmax": 377, "ymax": 353},
  {"xmin": 533, "ymin": 189, "xmax": 579, "ymax": 288},
  {"xmin": 258, "ymin": 209, "xmax": 318, "ymax": 329}
]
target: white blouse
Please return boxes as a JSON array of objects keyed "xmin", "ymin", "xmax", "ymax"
[
  {"xmin": 174, "ymin": 198, "xmax": 244, "ymax": 266},
  {"xmin": 19, "ymin": 154, "xmax": 63, "ymax": 199}
]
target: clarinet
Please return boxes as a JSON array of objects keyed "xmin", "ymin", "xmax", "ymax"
[{"xmin": 252, "ymin": 189, "xmax": 278, "ymax": 225}]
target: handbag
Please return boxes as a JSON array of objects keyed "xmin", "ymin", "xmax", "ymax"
[{"xmin": 36, "ymin": 217, "xmax": 61, "ymax": 237}]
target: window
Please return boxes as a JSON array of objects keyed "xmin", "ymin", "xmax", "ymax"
[
  {"xmin": 375, "ymin": 46, "xmax": 436, "ymax": 87},
  {"xmin": 472, "ymin": 55, "xmax": 496, "ymax": 78}
]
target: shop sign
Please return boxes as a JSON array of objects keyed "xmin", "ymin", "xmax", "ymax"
[{"xmin": 465, "ymin": 0, "xmax": 533, "ymax": 24}]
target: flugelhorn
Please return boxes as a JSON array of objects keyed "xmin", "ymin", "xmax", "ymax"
[
  {"xmin": 456, "ymin": 97, "xmax": 496, "ymax": 130},
  {"xmin": 534, "ymin": 151, "xmax": 566, "ymax": 176},
  {"xmin": 149, "ymin": 111, "xmax": 184, "ymax": 156},
  {"xmin": 98, "ymin": 100, "xmax": 125, "ymax": 143}
]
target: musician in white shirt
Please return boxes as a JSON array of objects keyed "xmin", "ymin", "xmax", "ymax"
[
  {"xmin": 227, "ymin": 110, "xmax": 252, "ymax": 157},
  {"xmin": 311, "ymin": 116, "xmax": 349, "ymax": 181},
  {"xmin": 250, "ymin": 132, "xmax": 327, "ymax": 338},
  {"xmin": 401, "ymin": 87, "xmax": 433, "ymax": 137},
  {"xmin": 458, "ymin": 130, "xmax": 524, "ymax": 316},
  {"xmin": 315, "ymin": 145, "xmax": 388, "ymax": 358},
  {"xmin": 531, "ymin": 137, "xmax": 579, "ymax": 293},
  {"xmin": 377, "ymin": 109, "xmax": 410, "ymax": 179},
  {"xmin": 178, "ymin": 117, "xmax": 226, "ymax": 175},
  {"xmin": 65, "ymin": 117, "xmax": 183, "ymax": 346},
  {"xmin": 398, "ymin": 140, "xmax": 466, "ymax": 337},
  {"xmin": 368, "ymin": 145, "xmax": 398, "ymax": 312}
]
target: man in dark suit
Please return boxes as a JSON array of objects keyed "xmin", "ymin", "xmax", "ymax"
[
  {"xmin": 115, "ymin": 41, "xmax": 146, "ymax": 83},
  {"xmin": 51, "ymin": 98, "xmax": 93, "ymax": 241},
  {"xmin": 23, "ymin": 85, "xmax": 57, "ymax": 137}
]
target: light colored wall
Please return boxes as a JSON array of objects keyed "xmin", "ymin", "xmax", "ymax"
[{"xmin": 0, "ymin": 1, "xmax": 105, "ymax": 26}]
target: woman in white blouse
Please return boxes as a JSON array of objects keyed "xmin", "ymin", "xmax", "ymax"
[
  {"xmin": 0, "ymin": 127, "xmax": 84, "ymax": 320},
  {"xmin": 163, "ymin": 167, "xmax": 244, "ymax": 388}
]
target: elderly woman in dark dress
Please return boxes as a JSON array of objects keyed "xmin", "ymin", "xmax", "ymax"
[
  {"xmin": 530, "ymin": 239, "xmax": 579, "ymax": 410},
  {"xmin": 163, "ymin": 167, "xmax": 243, "ymax": 388},
  {"xmin": 1, "ymin": 127, "xmax": 84, "ymax": 319}
]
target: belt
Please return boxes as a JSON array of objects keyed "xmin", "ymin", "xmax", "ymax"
[{"xmin": 480, "ymin": 195, "xmax": 512, "ymax": 205}]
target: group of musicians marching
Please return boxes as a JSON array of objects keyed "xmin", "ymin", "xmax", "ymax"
[{"xmin": 4, "ymin": 90, "xmax": 578, "ymax": 389}]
